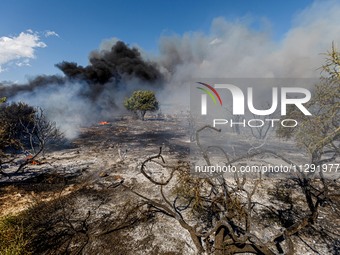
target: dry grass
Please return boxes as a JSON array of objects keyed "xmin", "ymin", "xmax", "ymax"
[{"xmin": 0, "ymin": 215, "xmax": 31, "ymax": 255}]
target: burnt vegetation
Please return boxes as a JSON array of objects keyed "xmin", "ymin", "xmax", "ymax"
[
  {"xmin": 120, "ymin": 124, "xmax": 338, "ymax": 254},
  {"xmin": 0, "ymin": 102, "xmax": 64, "ymax": 175},
  {"xmin": 0, "ymin": 45, "xmax": 339, "ymax": 254}
]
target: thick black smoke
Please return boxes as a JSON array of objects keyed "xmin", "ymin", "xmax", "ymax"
[
  {"xmin": 0, "ymin": 41, "xmax": 163, "ymax": 99},
  {"xmin": 56, "ymin": 41, "xmax": 162, "ymax": 84},
  {"xmin": 0, "ymin": 75, "xmax": 66, "ymax": 99}
]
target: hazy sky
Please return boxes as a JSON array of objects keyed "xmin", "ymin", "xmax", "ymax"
[{"xmin": 0, "ymin": 0, "xmax": 315, "ymax": 82}]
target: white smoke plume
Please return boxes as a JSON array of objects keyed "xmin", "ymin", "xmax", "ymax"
[
  {"xmin": 11, "ymin": 82, "xmax": 94, "ymax": 139},
  {"xmin": 157, "ymin": 0, "xmax": 340, "ymax": 107}
]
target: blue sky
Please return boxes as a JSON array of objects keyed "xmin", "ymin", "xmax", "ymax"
[{"xmin": 0, "ymin": 0, "xmax": 320, "ymax": 82}]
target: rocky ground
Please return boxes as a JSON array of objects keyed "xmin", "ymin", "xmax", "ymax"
[{"xmin": 0, "ymin": 116, "xmax": 339, "ymax": 254}]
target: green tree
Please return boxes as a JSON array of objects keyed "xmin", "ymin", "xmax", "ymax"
[
  {"xmin": 124, "ymin": 90, "xmax": 159, "ymax": 120},
  {"xmin": 0, "ymin": 97, "xmax": 6, "ymax": 104}
]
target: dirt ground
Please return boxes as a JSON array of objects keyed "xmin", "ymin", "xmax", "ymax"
[{"xmin": 0, "ymin": 116, "xmax": 339, "ymax": 254}]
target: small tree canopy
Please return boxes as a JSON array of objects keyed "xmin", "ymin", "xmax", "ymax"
[{"xmin": 124, "ymin": 90, "xmax": 159, "ymax": 120}]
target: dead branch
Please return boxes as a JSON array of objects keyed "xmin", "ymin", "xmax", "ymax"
[{"xmin": 140, "ymin": 146, "xmax": 178, "ymax": 185}]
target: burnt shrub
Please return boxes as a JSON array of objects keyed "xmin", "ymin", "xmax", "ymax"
[
  {"xmin": 0, "ymin": 102, "xmax": 64, "ymax": 154},
  {"xmin": 0, "ymin": 102, "xmax": 36, "ymax": 151}
]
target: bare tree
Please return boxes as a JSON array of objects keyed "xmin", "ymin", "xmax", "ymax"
[{"xmin": 121, "ymin": 121, "xmax": 338, "ymax": 254}]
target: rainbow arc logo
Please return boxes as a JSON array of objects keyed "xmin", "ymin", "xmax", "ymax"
[
  {"xmin": 196, "ymin": 82, "xmax": 223, "ymax": 106},
  {"xmin": 196, "ymin": 82, "xmax": 312, "ymax": 117},
  {"xmin": 196, "ymin": 82, "xmax": 223, "ymax": 115}
]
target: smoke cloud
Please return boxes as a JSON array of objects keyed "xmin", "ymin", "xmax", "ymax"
[
  {"xmin": 56, "ymin": 41, "xmax": 162, "ymax": 85},
  {"xmin": 157, "ymin": 0, "xmax": 340, "ymax": 106}
]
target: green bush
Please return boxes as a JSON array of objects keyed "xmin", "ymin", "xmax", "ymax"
[
  {"xmin": 124, "ymin": 90, "xmax": 159, "ymax": 120},
  {"xmin": 0, "ymin": 97, "xmax": 6, "ymax": 104}
]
